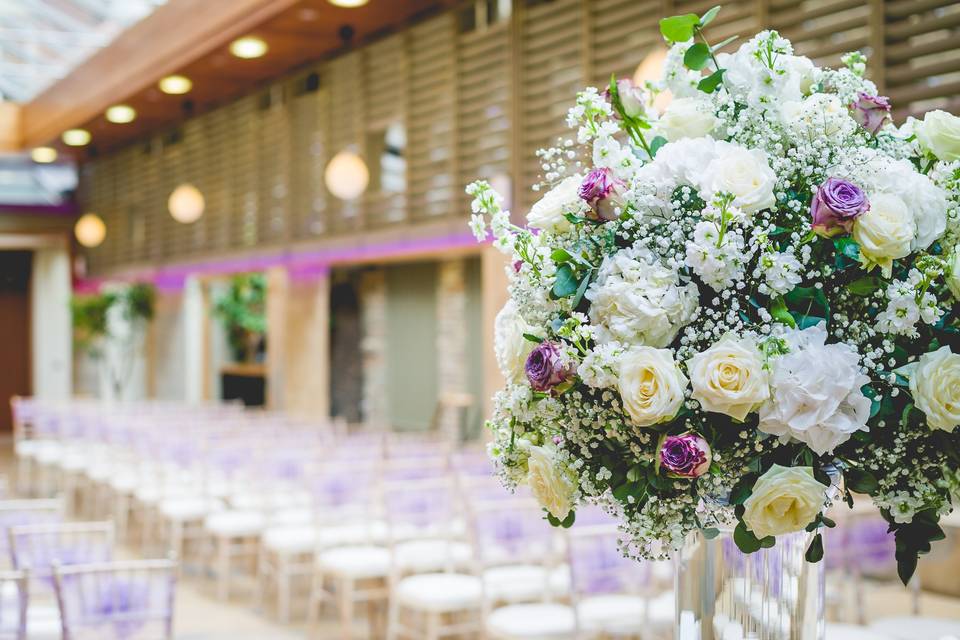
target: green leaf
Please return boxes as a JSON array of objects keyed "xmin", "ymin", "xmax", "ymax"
[
  {"xmin": 552, "ymin": 264, "xmax": 579, "ymax": 298},
  {"xmin": 805, "ymin": 533, "xmax": 824, "ymax": 563},
  {"xmin": 770, "ymin": 296, "xmax": 797, "ymax": 328},
  {"xmin": 560, "ymin": 511, "xmax": 576, "ymax": 528},
  {"xmin": 551, "ymin": 248, "xmax": 572, "ymax": 263},
  {"xmin": 683, "ymin": 43, "xmax": 711, "ymax": 70},
  {"xmin": 699, "ymin": 5, "xmax": 721, "ymax": 27},
  {"xmin": 697, "ymin": 69, "xmax": 725, "ymax": 93},
  {"xmin": 734, "ymin": 522, "xmax": 762, "ymax": 553},
  {"xmin": 847, "ymin": 276, "xmax": 882, "ymax": 297},
  {"xmin": 659, "ymin": 14, "xmax": 699, "ymax": 42},
  {"xmin": 626, "ymin": 464, "xmax": 643, "ymax": 483},
  {"xmin": 729, "ymin": 480, "xmax": 753, "ymax": 506},
  {"xmin": 844, "ymin": 467, "xmax": 879, "ymax": 494},
  {"xmin": 702, "ymin": 527, "xmax": 721, "ymax": 540},
  {"xmin": 571, "ymin": 269, "xmax": 593, "ymax": 308},
  {"xmin": 522, "ymin": 333, "xmax": 543, "ymax": 344},
  {"xmin": 649, "ymin": 136, "xmax": 668, "ymax": 158},
  {"xmin": 711, "ymin": 35, "xmax": 738, "ymax": 52}
]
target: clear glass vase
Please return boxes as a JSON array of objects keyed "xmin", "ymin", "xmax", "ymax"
[{"xmin": 675, "ymin": 528, "xmax": 825, "ymax": 640}]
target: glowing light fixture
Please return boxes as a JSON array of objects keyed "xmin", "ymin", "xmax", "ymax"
[
  {"xmin": 106, "ymin": 104, "xmax": 137, "ymax": 124},
  {"xmin": 230, "ymin": 36, "xmax": 268, "ymax": 59},
  {"xmin": 159, "ymin": 75, "xmax": 192, "ymax": 95},
  {"xmin": 74, "ymin": 213, "xmax": 106, "ymax": 248},
  {"xmin": 634, "ymin": 46, "xmax": 672, "ymax": 111},
  {"xmin": 62, "ymin": 129, "xmax": 91, "ymax": 146},
  {"xmin": 31, "ymin": 147, "xmax": 58, "ymax": 163},
  {"xmin": 168, "ymin": 184, "xmax": 205, "ymax": 223},
  {"xmin": 328, "ymin": 0, "xmax": 369, "ymax": 6},
  {"xmin": 324, "ymin": 150, "xmax": 369, "ymax": 200}
]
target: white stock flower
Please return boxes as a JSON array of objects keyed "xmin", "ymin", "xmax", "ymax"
[
  {"xmin": 526, "ymin": 175, "xmax": 584, "ymax": 232},
  {"xmin": 909, "ymin": 346, "xmax": 960, "ymax": 433},
  {"xmin": 618, "ymin": 346, "xmax": 688, "ymax": 427},
  {"xmin": 684, "ymin": 221, "xmax": 746, "ymax": 291},
  {"xmin": 759, "ymin": 324, "xmax": 871, "ymax": 455},
  {"xmin": 781, "ymin": 93, "xmax": 856, "ymax": 138},
  {"xmin": 915, "ymin": 110, "xmax": 960, "ymax": 162},
  {"xmin": 586, "ymin": 247, "xmax": 699, "ymax": 348},
  {"xmin": 742, "ymin": 465, "xmax": 827, "ymax": 538},
  {"xmin": 656, "ymin": 97, "xmax": 717, "ymax": 142},
  {"xmin": 760, "ymin": 251, "xmax": 802, "ymax": 296},
  {"xmin": 577, "ymin": 342, "xmax": 623, "ymax": 389},
  {"xmin": 717, "ymin": 33, "xmax": 813, "ymax": 107},
  {"xmin": 688, "ymin": 336, "xmax": 770, "ymax": 421},
  {"xmin": 494, "ymin": 300, "xmax": 536, "ymax": 383},
  {"xmin": 852, "ymin": 193, "xmax": 915, "ymax": 278},
  {"xmin": 525, "ymin": 445, "xmax": 576, "ymax": 519},
  {"xmin": 702, "ymin": 144, "xmax": 777, "ymax": 214}
]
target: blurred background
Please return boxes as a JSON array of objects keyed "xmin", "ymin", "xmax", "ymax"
[{"xmin": 0, "ymin": 0, "xmax": 958, "ymax": 639}]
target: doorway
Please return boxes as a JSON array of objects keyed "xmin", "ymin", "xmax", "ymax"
[{"xmin": 0, "ymin": 251, "xmax": 32, "ymax": 431}]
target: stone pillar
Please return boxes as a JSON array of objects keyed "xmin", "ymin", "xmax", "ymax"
[
  {"xmin": 182, "ymin": 275, "xmax": 207, "ymax": 405},
  {"xmin": 481, "ymin": 245, "xmax": 510, "ymax": 423},
  {"xmin": 359, "ymin": 270, "xmax": 388, "ymax": 428},
  {"xmin": 265, "ymin": 266, "xmax": 289, "ymax": 411},
  {"xmin": 436, "ymin": 258, "xmax": 468, "ymax": 433},
  {"xmin": 282, "ymin": 273, "xmax": 331, "ymax": 418},
  {"xmin": 30, "ymin": 247, "xmax": 71, "ymax": 400}
]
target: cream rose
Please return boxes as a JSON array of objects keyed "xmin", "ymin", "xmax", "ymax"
[
  {"xmin": 742, "ymin": 464, "xmax": 827, "ymax": 539},
  {"xmin": 494, "ymin": 300, "xmax": 536, "ymax": 383},
  {"xmin": 852, "ymin": 192, "xmax": 915, "ymax": 278},
  {"xmin": 688, "ymin": 336, "xmax": 769, "ymax": 421},
  {"xmin": 915, "ymin": 110, "xmax": 960, "ymax": 162},
  {"xmin": 618, "ymin": 347, "xmax": 688, "ymax": 427},
  {"xmin": 703, "ymin": 145, "xmax": 777, "ymax": 214},
  {"xmin": 657, "ymin": 97, "xmax": 718, "ymax": 142},
  {"xmin": 525, "ymin": 445, "xmax": 576, "ymax": 519},
  {"xmin": 948, "ymin": 251, "xmax": 960, "ymax": 300},
  {"xmin": 526, "ymin": 175, "xmax": 584, "ymax": 232},
  {"xmin": 909, "ymin": 346, "xmax": 960, "ymax": 433}
]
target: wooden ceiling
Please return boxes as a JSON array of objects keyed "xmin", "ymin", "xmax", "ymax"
[{"xmin": 20, "ymin": 0, "xmax": 448, "ymax": 159}]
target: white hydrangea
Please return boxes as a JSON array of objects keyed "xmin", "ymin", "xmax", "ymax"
[{"xmin": 586, "ymin": 246, "xmax": 699, "ymax": 348}]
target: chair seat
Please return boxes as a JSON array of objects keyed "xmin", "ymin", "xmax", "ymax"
[
  {"xmin": 317, "ymin": 545, "xmax": 390, "ymax": 579},
  {"xmin": 14, "ymin": 440, "xmax": 52, "ymax": 459},
  {"xmin": 204, "ymin": 510, "xmax": 266, "ymax": 537},
  {"xmin": 395, "ymin": 573, "xmax": 483, "ymax": 613},
  {"xmin": 868, "ymin": 617, "xmax": 960, "ymax": 640},
  {"xmin": 828, "ymin": 623, "xmax": 897, "ymax": 640},
  {"xmin": 316, "ymin": 521, "xmax": 389, "ymax": 548},
  {"xmin": 483, "ymin": 564, "xmax": 570, "ymax": 602},
  {"xmin": 486, "ymin": 603, "xmax": 575, "ymax": 640},
  {"xmin": 394, "ymin": 539, "xmax": 472, "ymax": 573},
  {"xmin": 31, "ymin": 443, "xmax": 63, "ymax": 465},
  {"xmin": 25, "ymin": 603, "xmax": 62, "ymax": 640},
  {"xmin": 270, "ymin": 507, "xmax": 314, "ymax": 527},
  {"xmin": 577, "ymin": 593, "xmax": 673, "ymax": 634},
  {"xmin": 159, "ymin": 496, "xmax": 223, "ymax": 522},
  {"xmin": 263, "ymin": 525, "xmax": 317, "ymax": 554}
]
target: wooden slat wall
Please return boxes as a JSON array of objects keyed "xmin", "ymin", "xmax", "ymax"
[{"xmin": 79, "ymin": 0, "xmax": 960, "ymax": 272}]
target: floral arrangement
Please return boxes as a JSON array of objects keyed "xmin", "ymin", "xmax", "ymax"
[{"xmin": 467, "ymin": 5, "xmax": 960, "ymax": 582}]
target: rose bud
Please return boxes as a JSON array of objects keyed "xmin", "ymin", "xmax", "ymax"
[
  {"xmin": 810, "ymin": 177, "xmax": 869, "ymax": 237},
  {"xmin": 850, "ymin": 92, "xmax": 891, "ymax": 135},
  {"xmin": 578, "ymin": 167, "xmax": 626, "ymax": 221},
  {"xmin": 659, "ymin": 433, "xmax": 712, "ymax": 479},
  {"xmin": 604, "ymin": 78, "xmax": 646, "ymax": 120},
  {"xmin": 525, "ymin": 341, "xmax": 573, "ymax": 392}
]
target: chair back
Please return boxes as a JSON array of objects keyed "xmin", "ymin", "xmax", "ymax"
[
  {"xmin": 468, "ymin": 500, "xmax": 556, "ymax": 568},
  {"xmin": 9, "ymin": 522, "xmax": 114, "ymax": 587},
  {"xmin": 0, "ymin": 570, "xmax": 27, "ymax": 640},
  {"xmin": 0, "ymin": 499, "xmax": 65, "ymax": 568},
  {"xmin": 566, "ymin": 524, "xmax": 654, "ymax": 599},
  {"xmin": 382, "ymin": 478, "xmax": 460, "ymax": 541},
  {"xmin": 53, "ymin": 558, "xmax": 177, "ymax": 640}
]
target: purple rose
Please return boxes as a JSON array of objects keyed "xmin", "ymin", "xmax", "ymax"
[
  {"xmin": 850, "ymin": 92, "xmax": 891, "ymax": 135},
  {"xmin": 525, "ymin": 341, "xmax": 572, "ymax": 392},
  {"xmin": 578, "ymin": 168, "xmax": 626, "ymax": 221},
  {"xmin": 604, "ymin": 78, "xmax": 646, "ymax": 119},
  {"xmin": 810, "ymin": 178, "xmax": 869, "ymax": 237},
  {"xmin": 659, "ymin": 433, "xmax": 711, "ymax": 479}
]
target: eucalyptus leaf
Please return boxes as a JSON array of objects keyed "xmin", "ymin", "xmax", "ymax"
[
  {"xmin": 699, "ymin": 5, "xmax": 721, "ymax": 27},
  {"xmin": 733, "ymin": 522, "xmax": 762, "ymax": 554},
  {"xmin": 805, "ymin": 533, "xmax": 824, "ymax": 563},
  {"xmin": 683, "ymin": 43, "xmax": 711, "ymax": 70},
  {"xmin": 697, "ymin": 69, "xmax": 725, "ymax": 93},
  {"xmin": 552, "ymin": 264, "xmax": 579, "ymax": 298},
  {"xmin": 659, "ymin": 13, "xmax": 699, "ymax": 42},
  {"xmin": 649, "ymin": 136, "xmax": 668, "ymax": 158}
]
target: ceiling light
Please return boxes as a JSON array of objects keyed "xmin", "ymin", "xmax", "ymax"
[
  {"xmin": 62, "ymin": 129, "xmax": 91, "ymax": 146},
  {"xmin": 230, "ymin": 36, "xmax": 268, "ymax": 59},
  {"xmin": 31, "ymin": 147, "xmax": 58, "ymax": 163},
  {"xmin": 168, "ymin": 184, "xmax": 205, "ymax": 223},
  {"xmin": 324, "ymin": 150, "xmax": 369, "ymax": 200},
  {"xmin": 159, "ymin": 75, "xmax": 192, "ymax": 95},
  {"xmin": 329, "ymin": 0, "xmax": 370, "ymax": 6},
  {"xmin": 75, "ymin": 213, "xmax": 106, "ymax": 248},
  {"xmin": 106, "ymin": 105, "xmax": 137, "ymax": 124}
]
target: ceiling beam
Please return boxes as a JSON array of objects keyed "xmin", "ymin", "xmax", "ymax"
[{"xmin": 18, "ymin": 0, "xmax": 300, "ymax": 150}]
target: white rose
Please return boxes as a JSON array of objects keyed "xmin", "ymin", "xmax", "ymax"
[
  {"xmin": 948, "ymin": 251, "xmax": 960, "ymax": 300},
  {"xmin": 688, "ymin": 336, "xmax": 770, "ymax": 422},
  {"xmin": 915, "ymin": 110, "xmax": 960, "ymax": 161},
  {"xmin": 703, "ymin": 144, "xmax": 777, "ymax": 214},
  {"xmin": 494, "ymin": 300, "xmax": 536, "ymax": 384},
  {"xmin": 909, "ymin": 346, "xmax": 960, "ymax": 432},
  {"xmin": 527, "ymin": 175, "xmax": 585, "ymax": 232},
  {"xmin": 525, "ymin": 445, "xmax": 576, "ymax": 519},
  {"xmin": 657, "ymin": 97, "xmax": 717, "ymax": 142},
  {"xmin": 852, "ymin": 192, "xmax": 915, "ymax": 278},
  {"xmin": 618, "ymin": 346, "xmax": 688, "ymax": 427},
  {"xmin": 742, "ymin": 464, "xmax": 827, "ymax": 539},
  {"xmin": 759, "ymin": 324, "xmax": 871, "ymax": 455}
]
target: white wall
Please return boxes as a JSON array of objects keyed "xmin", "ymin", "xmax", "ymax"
[{"xmin": 31, "ymin": 247, "xmax": 71, "ymax": 400}]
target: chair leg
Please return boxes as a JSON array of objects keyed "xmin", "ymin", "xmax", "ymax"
[
  {"xmin": 386, "ymin": 596, "xmax": 401, "ymax": 640},
  {"xmin": 338, "ymin": 578, "xmax": 355, "ymax": 640},
  {"xmin": 425, "ymin": 611, "xmax": 441, "ymax": 640},
  {"xmin": 216, "ymin": 536, "xmax": 231, "ymax": 601},
  {"xmin": 277, "ymin": 555, "xmax": 292, "ymax": 624}
]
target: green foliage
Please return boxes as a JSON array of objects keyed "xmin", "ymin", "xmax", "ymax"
[
  {"xmin": 70, "ymin": 283, "xmax": 156, "ymax": 354},
  {"xmin": 659, "ymin": 14, "xmax": 700, "ymax": 42},
  {"xmin": 213, "ymin": 273, "xmax": 268, "ymax": 363}
]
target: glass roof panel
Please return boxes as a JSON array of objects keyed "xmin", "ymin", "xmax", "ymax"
[{"xmin": 0, "ymin": 0, "xmax": 167, "ymax": 103}]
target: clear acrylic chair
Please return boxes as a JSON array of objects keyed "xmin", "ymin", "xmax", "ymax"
[
  {"xmin": 52, "ymin": 558, "xmax": 177, "ymax": 640},
  {"xmin": 0, "ymin": 499, "xmax": 66, "ymax": 569},
  {"xmin": 0, "ymin": 570, "xmax": 27, "ymax": 639},
  {"xmin": 9, "ymin": 521, "xmax": 114, "ymax": 595}
]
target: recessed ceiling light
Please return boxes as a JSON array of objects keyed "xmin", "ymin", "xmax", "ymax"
[
  {"xmin": 62, "ymin": 129, "xmax": 91, "ymax": 146},
  {"xmin": 159, "ymin": 75, "xmax": 192, "ymax": 95},
  {"xmin": 106, "ymin": 104, "xmax": 137, "ymax": 123},
  {"xmin": 329, "ymin": 0, "xmax": 369, "ymax": 6},
  {"xmin": 31, "ymin": 147, "xmax": 58, "ymax": 163},
  {"xmin": 230, "ymin": 36, "xmax": 268, "ymax": 59}
]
